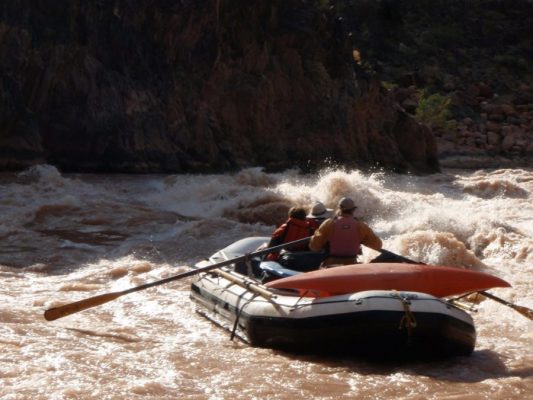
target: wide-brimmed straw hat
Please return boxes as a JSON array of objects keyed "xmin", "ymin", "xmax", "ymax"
[{"xmin": 307, "ymin": 202, "xmax": 334, "ymax": 219}]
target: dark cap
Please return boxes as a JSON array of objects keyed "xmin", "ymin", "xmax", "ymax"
[{"xmin": 338, "ymin": 197, "xmax": 356, "ymax": 211}]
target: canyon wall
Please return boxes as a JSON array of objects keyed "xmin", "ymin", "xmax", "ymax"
[{"xmin": 0, "ymin": 0, "xmax": 440, "ymax": 174}]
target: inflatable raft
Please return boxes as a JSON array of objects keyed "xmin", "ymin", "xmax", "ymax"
[
  {"xmin": 191, "ymin": 269, "xmax": 476, "ymax": 357},
  {"xmin": 189, "ymin": 237, "xmax": 499, "ymax": 358}
]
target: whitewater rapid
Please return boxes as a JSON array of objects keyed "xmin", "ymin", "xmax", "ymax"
[{"xmin": 0, "ymin": 165, "xmax": 531, "ymax": 399}]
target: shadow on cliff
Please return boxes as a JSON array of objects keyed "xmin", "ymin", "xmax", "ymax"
[{"xmin": 0, "ymin": 0, "xmax": 439, "ymax": 174}]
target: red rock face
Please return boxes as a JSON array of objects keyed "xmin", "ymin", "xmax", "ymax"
[{"xmin": 0, "ymin": 1, "xmax": 439, "ymax": 173}]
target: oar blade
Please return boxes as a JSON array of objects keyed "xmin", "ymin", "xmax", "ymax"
[
  {"xmin": 479, "ymin": 291, "xmax": 533, "ymax": 321},
  {"xmin": 510, "ymin": 304, "xmax": 533, "ymax": 321},
  {"xmin": 44, "ymin": 291, "xmax": 123, "ymax": 321}
]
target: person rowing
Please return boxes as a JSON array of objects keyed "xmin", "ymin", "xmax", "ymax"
[{"xmin": 309, "ymin": 197, "xmax": 382, "ymax": 268}]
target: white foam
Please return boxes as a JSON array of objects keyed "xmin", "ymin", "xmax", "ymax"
[{"xmin": 1, "ymin": 166, "xmax": 532, "ymax": 400}]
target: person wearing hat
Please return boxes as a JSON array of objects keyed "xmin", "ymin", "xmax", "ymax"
[
  {"xmin": 309, "ymin": 197, "xmax": 382, "ymax": 268},
  {"xmin": 266, "ymin": 206, "xmax": 313, "ymax": 261},
  {"xmin": 306, "ymin": 202, "xmax": 334, "ymax": 232}
]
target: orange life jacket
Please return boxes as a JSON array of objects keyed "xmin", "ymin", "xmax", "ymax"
[
  {"xmin": 329, "ymin": 216, "xmax": 360, "ymax": 257},
  {"xmin": 267, "ymin": 218, "xmax": 312, "ymax": 261}
]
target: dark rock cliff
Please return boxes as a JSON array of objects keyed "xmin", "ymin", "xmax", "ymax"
[{"xmin": 0, "ymin": 0, "xmax": 441, "ymax": 174}]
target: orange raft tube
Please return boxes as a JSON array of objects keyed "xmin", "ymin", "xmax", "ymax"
[{"xmin": 265, "ymin": 263, "xmax": 511, "ymax": 297}]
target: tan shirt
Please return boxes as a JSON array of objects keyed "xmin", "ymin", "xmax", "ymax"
[{"xmin": 309, "ymin": 217, "xmax": 382, "ymax": 253}]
